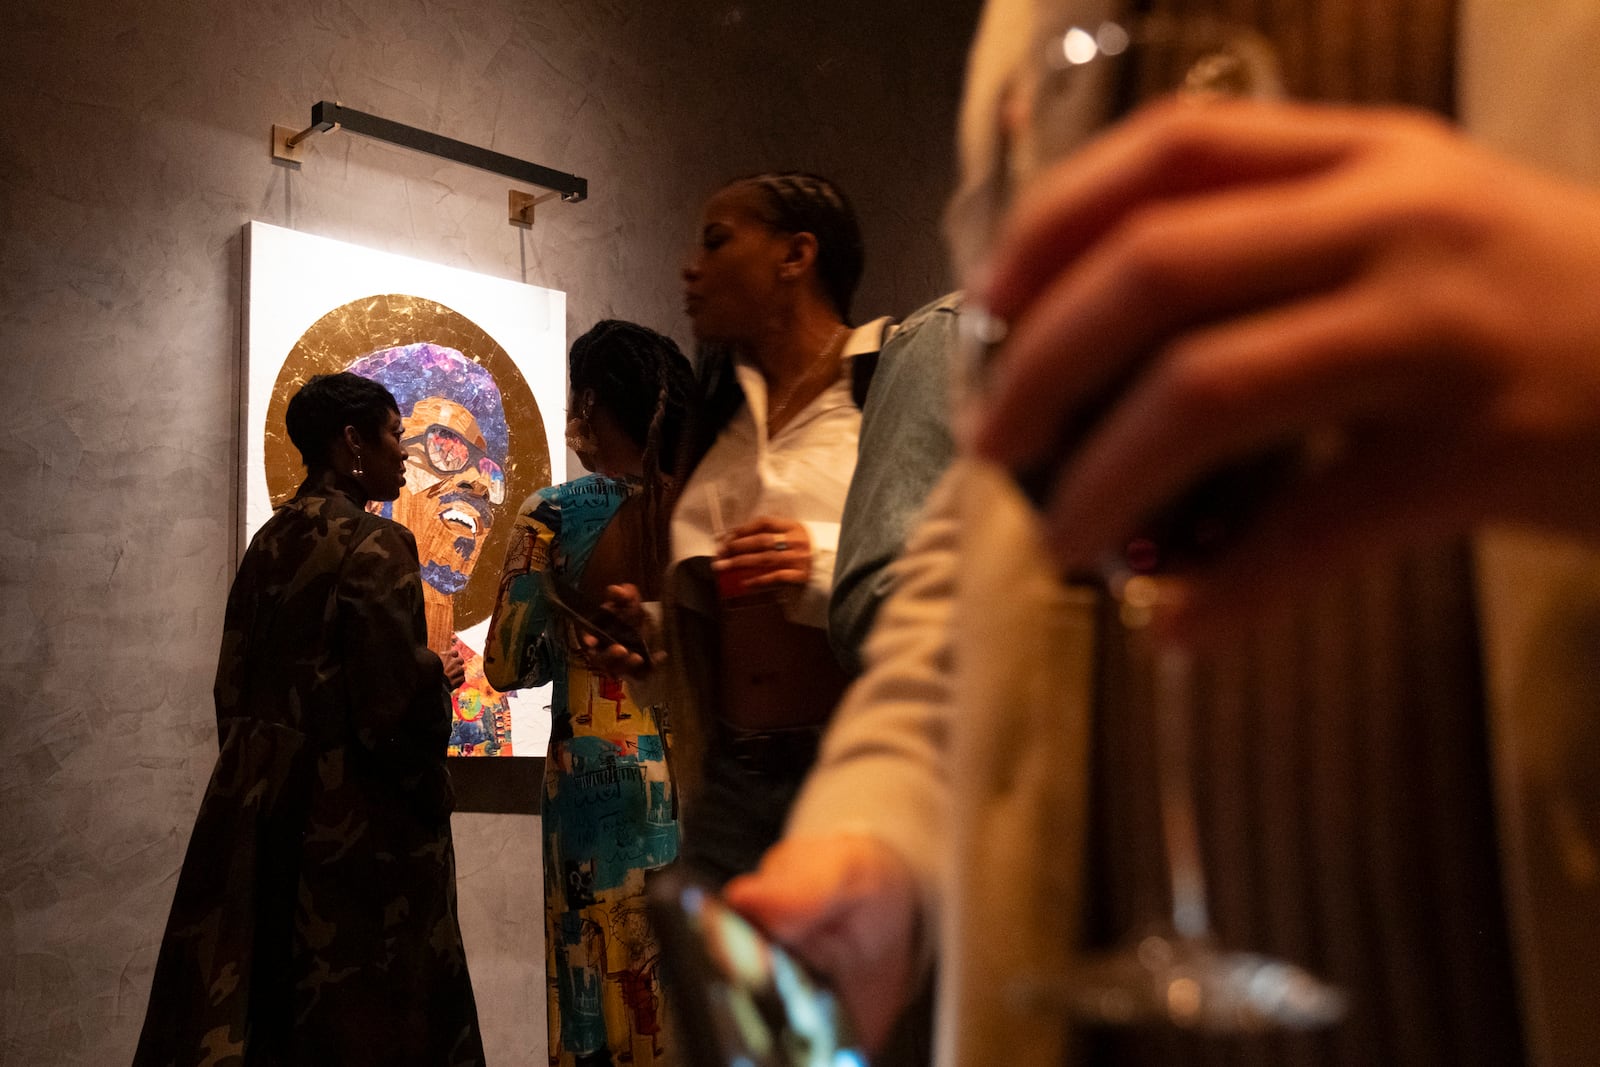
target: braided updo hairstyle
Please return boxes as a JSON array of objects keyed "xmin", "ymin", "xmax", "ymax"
[
  {"xmin": 732, "ymin": 171, "xmax": 864, "ymax": 322},
  {"xmin": 569, "ymin": 319, "xmax": 696, "ymax": 580},
  {"xmin": 683, "ymin": 171, "xmax": 866, "ymax": 475}
]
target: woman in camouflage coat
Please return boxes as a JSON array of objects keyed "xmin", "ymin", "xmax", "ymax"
[{"xmin": 134, "ymin": 373, "xmax": 484, "ymax": 1067}]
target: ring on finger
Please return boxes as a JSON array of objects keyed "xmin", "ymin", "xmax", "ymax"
[{"xmin": 773, "ymin": 536, "xmax": 789, "ymax": 552}]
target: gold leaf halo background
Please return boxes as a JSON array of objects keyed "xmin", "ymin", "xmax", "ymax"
[{"xmin": 264, "ymin": 294, "xmax": 553, "ymax": 630}]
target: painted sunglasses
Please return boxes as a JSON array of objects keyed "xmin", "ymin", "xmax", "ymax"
[{"xmin": 403, "ymin": 424, "xmax": 506, "ymax": 504}]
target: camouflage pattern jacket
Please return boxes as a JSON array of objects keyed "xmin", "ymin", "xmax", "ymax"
[{"xmin": 134, "ymin": 485, "xmax": 484, "ymax": 1066}]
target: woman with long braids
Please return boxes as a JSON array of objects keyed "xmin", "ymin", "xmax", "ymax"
[
  {"xmin": 597, "ymin": 172, "xmax": 892, "ymax": 885},
  {"xmin": 482, "ymin": 320, "xmax": 694, "ymax": 1067}
]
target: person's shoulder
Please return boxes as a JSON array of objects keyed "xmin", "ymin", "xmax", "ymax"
[
  {"xmin": 566, "ymin": 472, "xmax": 612, "ymax": 493},
  {"xmin": 368, "ymin": 511, "xmax": 417, "ymax": 546},
  {"xmin": 268, "ymin": 490, "xmax": 374, "ymax": 544},
  {"xmin": 886, "ymin": 291, "xmax": 963, "ymax": 346},
  {"xmin": 547, "ymin": 473, "xmax": 631, "ymax": 503},
  {"xmin": 343, "ymin": 508, "xmax": 419, "ymax": 561},
  {"xmin": 860, "ymin": 291, "xmax": 964, "ymax": 406},
  {"xmin": 251, "ymin": 494, "xmax": 414, "ymax": 575}
]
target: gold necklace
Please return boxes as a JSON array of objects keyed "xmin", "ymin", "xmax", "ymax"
[{"xmin": 768, "ymin": 324, "xmax": 848, "ymax": 425}]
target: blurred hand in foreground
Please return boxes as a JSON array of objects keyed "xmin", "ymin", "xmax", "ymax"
[
  {"xmin": 724, "ymin": 832, "xmax": 923, "ymax": 1053},
  {"xmin": 969, "ymin": 99, "xmax": 1600, "ymax": 639}
]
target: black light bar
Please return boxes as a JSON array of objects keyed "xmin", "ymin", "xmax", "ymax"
[{"xmin": 277, "ymin": 99, "xmax": 588, "ymax": 204}]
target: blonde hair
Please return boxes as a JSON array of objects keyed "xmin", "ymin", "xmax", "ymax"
[{"xmin": 943, "ymin": 0, "xmax": 1120, "ymax": 276}]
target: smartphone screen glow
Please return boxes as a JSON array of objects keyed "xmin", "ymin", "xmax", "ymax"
[{"xmin": 672, "ymin": 881, "xmax": 869, "ymax": 1067}]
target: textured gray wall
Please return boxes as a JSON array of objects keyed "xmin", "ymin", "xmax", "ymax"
[{"xmin": 0, "ymin": 0, "xmax": 977, "ymax": 1062}]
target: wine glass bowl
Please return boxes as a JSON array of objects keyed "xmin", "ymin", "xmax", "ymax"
[
  {"xmin": 1038, "ymin": 14, "xmax": 1283, "ymax": 102},
  {"xmin": 1043, "ymin": 932, "xmax": 1349, "ymax": 1033}
]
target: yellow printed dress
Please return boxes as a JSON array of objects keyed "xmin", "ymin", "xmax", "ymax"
[{"xmin": 484, "ymin": 474, "xmax": 676, "ymax": 1067}]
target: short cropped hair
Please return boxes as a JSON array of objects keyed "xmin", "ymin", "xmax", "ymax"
[{"xmin": 285, "ymin": 372, "xmax": 400, "ymax": 469}]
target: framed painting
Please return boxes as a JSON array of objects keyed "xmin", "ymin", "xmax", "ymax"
[{"xmin": 242, "ymin": 220, "xmax": 565, "ymax": 761}]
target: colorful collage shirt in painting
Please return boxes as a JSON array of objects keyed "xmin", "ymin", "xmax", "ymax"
[{"xmin": 483, "ymin": 474, "xmax": 677, "ymax": 1067}]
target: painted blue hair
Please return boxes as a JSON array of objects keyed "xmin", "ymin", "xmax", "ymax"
[{"xmin": 346, "ymin": 342, "xmax": 509, "ymax": 463}]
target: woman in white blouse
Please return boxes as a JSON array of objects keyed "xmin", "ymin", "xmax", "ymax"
[{"xmin": 662, "ymin": 171, "xmax": 890, "ymax": 883}]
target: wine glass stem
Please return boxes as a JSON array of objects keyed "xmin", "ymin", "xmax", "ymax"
[{"xmin": 1153, "ymin": 642, "xmax": 1210, "ymax": 940}]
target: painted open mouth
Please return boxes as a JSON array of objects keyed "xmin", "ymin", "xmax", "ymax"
[{"xmin": 439, "ymin": 505, "xmax": 480, "ymax": 535}]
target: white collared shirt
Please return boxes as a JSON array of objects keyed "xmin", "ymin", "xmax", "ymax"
[{"xmin": 672, "ymin": 318, "xmax": 893, "ymax": 628}]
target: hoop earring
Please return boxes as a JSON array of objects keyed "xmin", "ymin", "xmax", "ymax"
[
  {"xmin": 565, "ymin": 395, "xmax": 599, "ymax": 455},
  {"xmin": 565, "ymin": 419, "xmax": 599, "ymax": 455}
]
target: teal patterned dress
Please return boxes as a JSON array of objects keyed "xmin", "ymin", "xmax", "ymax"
[{"xmin": 483, "ymin": 474, "xmax": 677, "ymax": 1067}]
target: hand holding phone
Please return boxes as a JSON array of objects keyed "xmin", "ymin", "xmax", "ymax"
[
  {"xmin": 539, "ymin": 571, "xmax": 652, "ymax": 663},
  {"xmin": 724, "ymin": 834, "xmax": 923, "ymax": 1055},
  {"xmin": 648, "ymin": 868, "xmax": 870, "ymax": 1067}
]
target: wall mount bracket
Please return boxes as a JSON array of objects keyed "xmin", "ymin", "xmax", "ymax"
[{"xmin": 272, "ymin": 100, "xmax": 587, "ymax": 225}]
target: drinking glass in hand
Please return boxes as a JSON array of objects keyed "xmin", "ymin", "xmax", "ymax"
[{"xmin": 966, "ymin": 14, "xmax": 1348, "ymax": 1034}]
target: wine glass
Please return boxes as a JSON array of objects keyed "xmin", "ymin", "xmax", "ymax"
[
  {"xmin": 1037, "ymin": 570, "xmax": 1347, "ymax": 1033},
  {"xmin": 965, "ymin": 15, "xmax": 1348, "ymax": 1034}
]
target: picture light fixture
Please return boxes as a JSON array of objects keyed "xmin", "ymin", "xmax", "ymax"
[{"xmin": 273, "ymin": 100, "xmax": 587, "ymax": 226}]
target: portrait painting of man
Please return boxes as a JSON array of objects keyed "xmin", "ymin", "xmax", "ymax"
[
  {"xmin": 243, "ymin": 220, "xmax": 565, "ymax": 758},
  {"xmin": 347, "ymin": 341, "xmax": 515, "ymax": 754}
]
